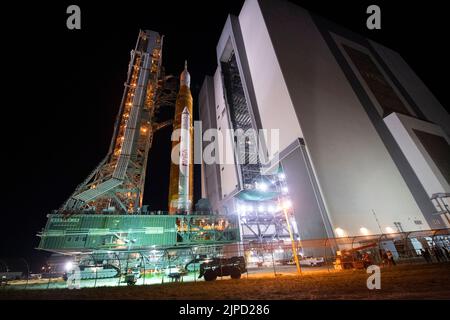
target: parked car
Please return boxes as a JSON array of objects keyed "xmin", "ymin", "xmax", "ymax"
[{"xmin": 299, "ymin": 256, "xmax": 324, "ymax": 267}]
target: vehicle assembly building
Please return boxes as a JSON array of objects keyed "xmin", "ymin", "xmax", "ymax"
[{"xmin": 199, "ymin": 0, "xmax": 450, "ymax": 242}]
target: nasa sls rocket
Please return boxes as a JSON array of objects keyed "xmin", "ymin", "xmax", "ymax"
[
  {"xmin": 177, "ymin": 107, "xmax": 191, "ymax": 212},
  {"xmin": 168, "ymin": 61, "xmax": 194, "ymax": 214}
]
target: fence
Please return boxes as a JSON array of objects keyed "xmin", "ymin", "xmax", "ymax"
[{"xmin": 1, "ymin": 228, "xmax": 449, "ymax": 290}]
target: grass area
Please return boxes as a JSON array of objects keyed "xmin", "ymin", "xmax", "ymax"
[{"xmin": 1, "ymin": 263, "xmax": 449, "ymax": 300}]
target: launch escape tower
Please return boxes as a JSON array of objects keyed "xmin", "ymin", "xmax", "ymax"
[{"xmin": 37, "ymin": 30, "xmax": 240, "ymax": 255}]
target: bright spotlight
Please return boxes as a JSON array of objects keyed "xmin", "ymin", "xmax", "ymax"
[
  {"xmin": 282, "ymin": 199, "xmax": 292, "ymax": 209},
  {"xmin": 257, "ymin": 182, "xmax": 268, "ymax": 192},
  {"xmin": 335, "ymin": 228, "xmax": 345, "ymax": 237},
  {"xmin": 65, "ymin": 261, "xmax": 74, "ymax": 271},
  {"xmin": 360, "ymin": 227, "xmax": 369, "ymax": 235},
  {"xmin": 268, "ymin": 205, "xmax": 275, "ymax": 213},
  {"xmin": 258, "ymin": 205, "xmax": 265, "ymax": 212},
  {"xmin": 385, "ymin": 227, "xmax": 395, "ymax": 234},
  {"xmin": 278, "ymin": 173, "xmax": 286, "ymax": 180},
  {"xmin": 282, "ymin": 186, "xmax": 288, "ymax": 194},
  {"xmin": 246, "ymin": 205, "xmax": 254, "ymax": 212}
]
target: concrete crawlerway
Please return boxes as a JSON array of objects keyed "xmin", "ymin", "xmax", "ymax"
[{"xmin": 1, "ymin": 263, "xmax": 450, "ymax": 299}]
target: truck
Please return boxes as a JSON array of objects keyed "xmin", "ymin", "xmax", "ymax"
[
  {"xmin": 334, "ymin": 242, "xmax": 378, "ymax": 270},
  {"xmin": 194, "ymin": 256, "xmax": 247, "ymax": 281}
]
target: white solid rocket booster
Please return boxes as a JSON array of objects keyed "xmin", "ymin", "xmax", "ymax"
[{"xmin": 177, "ymin": 107, "xmax": 191, "ymax": 213}]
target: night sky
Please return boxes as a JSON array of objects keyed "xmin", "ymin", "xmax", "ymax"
[{"xmin": 1, "ymin": 1, "xmax": 448, "ymax": 271}]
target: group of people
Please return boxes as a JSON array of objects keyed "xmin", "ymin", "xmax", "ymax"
[
  {"xmin": 420, "ymin": 246, "xmax": 450, "ymax": 263},
  {"xmin": 341, "ymin": 245, "xmax": 449, "ymax": 269},
  {"xmin": 380, "ymin": 249, "xmax": 396, "ymax": 267},
  {"xmin": 356, "ymin": 250, "xmax": 396, "ymax": 268},
  {"xmin": 361, "ymin": 252, "xmax": 373, "ymax": 268}
]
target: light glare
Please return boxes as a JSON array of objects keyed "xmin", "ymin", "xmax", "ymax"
[
  {"xmin": 385, "ymin": 227, "xmax": 395, "ymax": 234},
  {"xmin": 282, "ymin": 199, "xmax": 292, "ymax": 209},
  {"xmin": 257, "ymin": 182, "xmax": 268, "ymax": 192},
  {"xmin": 335, "ymin": 228, "xmax": 345, "ymax": 237},
  {"xmin": 360, "ymin": 227, "xmax": 369, "ymax": 235},
  {"xmin": 65, "ymin": 261, "xmax": 73, "ymax": 271}
]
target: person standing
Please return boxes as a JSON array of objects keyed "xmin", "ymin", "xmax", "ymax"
[
  {"xmin": 443, "ymin": 247, "xmax": 450, "ymax": 261},
  {"xmin": 386, "ymin": 250, "xmax": 396, "ymax": 266},
  {"xmin": 420, "ymin": 249, "xmax": 429, "ymax": 263},
  {"xmin": 433, "ymin": 247, "xmax": 442, "ymax": 263},
  {"xmin": 426, "ymin": 248, "xmax": 434, "ymax": 263},
  {"xmin": 380, "ymin": 250, "xmax": 388, "ymax": 267},
  {"xmin": 362, "ymin": 252, "xmax": 372, "ymax": 268}
]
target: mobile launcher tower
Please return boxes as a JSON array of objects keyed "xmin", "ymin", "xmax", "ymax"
[{"xmin": 37, "ymin": 30, "xmax": 240, "ymax": 278}]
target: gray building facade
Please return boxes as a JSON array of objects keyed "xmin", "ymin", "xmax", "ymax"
[{"xmin": 200, "ymin": 0, "xmax": 450, "ymax": 241}]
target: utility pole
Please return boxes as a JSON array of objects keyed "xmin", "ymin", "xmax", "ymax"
[{"xmin": 283, "ymin": 207, "xmax": 302, "ymax": 274}]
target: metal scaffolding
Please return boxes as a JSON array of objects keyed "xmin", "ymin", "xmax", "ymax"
[
  {"xmin": 220, "ymin": 51, "xmax": 297, "ymax": 244},
  {"xmin": 60, "ymin": 30, "xmax": 177, "ymax": 214}
]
